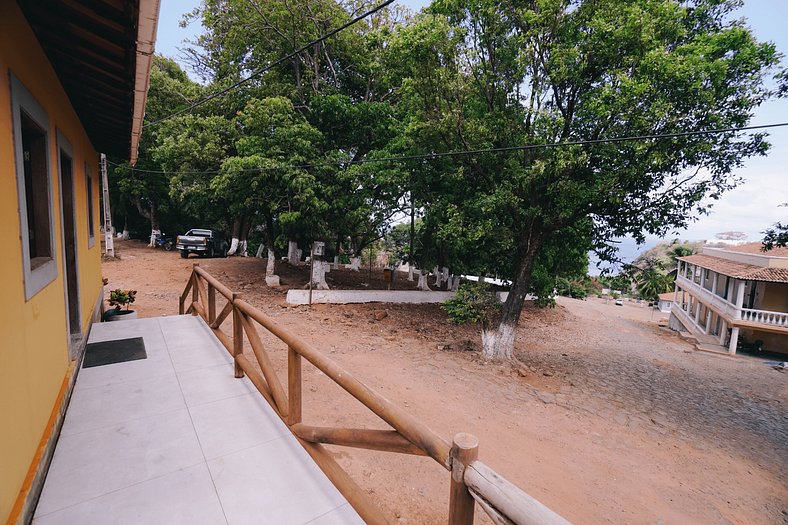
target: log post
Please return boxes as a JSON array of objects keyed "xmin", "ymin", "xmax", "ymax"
[
  {"xmin": 448, "ymin": 433, "xmax": 479, "ymax": 525},
  {"xmin": 191, "ymin": 266, "xmax": 199, "ymax": 316},
  {"xmin": 232, "ymin": 293, "xmax": 244, "ymax": 378},
  {"xmin": 208, "ymin": 284, "xmax": 216, "ymax": 325},
  {"xmin": 288, "ymin": 346, "xmax": 302, "ymax": 425}
]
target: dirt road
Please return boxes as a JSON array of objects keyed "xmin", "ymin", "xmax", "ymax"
[{"xmin": 102, "ymin": 240, "xmax": 787, "ymax": 524}]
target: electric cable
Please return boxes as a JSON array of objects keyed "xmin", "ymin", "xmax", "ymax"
[{"xmin": 112, "ymin": 121, "xmax": 788, "ymax": 175}]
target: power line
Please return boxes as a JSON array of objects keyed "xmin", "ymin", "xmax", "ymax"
[
  {"xmin": 144, "ymin": 0, "xmax": 396, "ymax": 128},
  {"xmin": 112, "ymin": 121, "xmax": 788, "ymax": 175}
]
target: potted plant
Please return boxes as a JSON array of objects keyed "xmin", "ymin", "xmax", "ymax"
[{"xmin": 103, "ymin": 289, "xmax": 138, "ymax": 321}]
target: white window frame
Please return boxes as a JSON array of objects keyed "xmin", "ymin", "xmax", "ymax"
[
  {"xmin": 86, "ymin": 162, "xmax": 95, "ymax": 248},
  {"xmin": 10, "ymin": 72, "xmax": 57, "ymax": 300}
]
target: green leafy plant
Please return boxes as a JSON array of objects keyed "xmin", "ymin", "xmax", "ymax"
[
  {"xmin": 108, "ymin": 289, "xmax": 137, "ymax": 311},
  {"xmin": 443, "ymin": 282, "xmax": 501, "ymax": 330}
]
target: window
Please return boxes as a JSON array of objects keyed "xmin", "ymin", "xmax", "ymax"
[
  {"xmin": 10, "ymin": 73, "xmax": 57, "ymax": 300},
  {"xmin": 86, "ymin": 163, "xmax": 95, "ymax": 247}
]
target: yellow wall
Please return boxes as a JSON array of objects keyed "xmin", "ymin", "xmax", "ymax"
[
  {"xmin": 757, "ymin": 282, "xmax": 788, "ymax": 313},
  {"xmin": 0, "ymin": 2, "xmax": 102, "ymax": 521}
]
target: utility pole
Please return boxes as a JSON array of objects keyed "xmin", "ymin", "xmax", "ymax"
[{"xmin": 100, "ymin": 154, "xmax": 114, "ymax": 257}]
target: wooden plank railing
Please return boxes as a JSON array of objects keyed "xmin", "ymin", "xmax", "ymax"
[{"xmin": 179, "ymin": 264, "xmax": 572, "ymax": 525}]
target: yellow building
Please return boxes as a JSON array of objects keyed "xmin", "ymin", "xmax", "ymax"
[
  {"xmin": 0, "ymin": 1, "xmax": 158, "ymax": 522},
  {"xmin": 670, "ymin": 243, "xmax": 788, "ymax": 355}
]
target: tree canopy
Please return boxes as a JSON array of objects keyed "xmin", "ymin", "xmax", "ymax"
[{"xmin": 119, "ymin": 0, "xmax": 779, "ymax": 360}]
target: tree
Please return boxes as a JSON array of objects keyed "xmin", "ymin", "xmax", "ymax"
[
  {"xmin": 214, "ymin": 97, "xmax": 323, "ymax": 273},
  {"xmin": 391, "ymin": 0, "xmax": 777, "ymax": 360},
  {"xmin": 762, "ymin": 223, "xmax": 788, "ymax": 251}
]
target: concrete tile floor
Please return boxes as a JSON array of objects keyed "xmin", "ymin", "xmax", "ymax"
[{"xmin": 33, "ymin": 315, "xmax": 364, "ymax": 525}]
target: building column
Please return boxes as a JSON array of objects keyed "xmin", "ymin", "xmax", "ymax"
[
  {"xmin": 734, "ymin": 280, "xmax": 746, "ymax": 319},
  {"xmin": 728, "ymin": 327, "xmax": 740, "ymax": 355},
  {"xmin": 673, "ymin": 283, "xmax": 679, "ymax": 303},
  {"xmin": 700, "ymin": 268, "xmax": 706, "ymax": 289},
  {"xmin": 711, "ymin": 273, "xmax": 718, "ymax": 295},
  {"xmin": 704, "ymin": 310, "xmax": 713, "ymax": 334},
  {"xmin": 718, "ymin": 320, "xmax": 727, "ymax": 345}
]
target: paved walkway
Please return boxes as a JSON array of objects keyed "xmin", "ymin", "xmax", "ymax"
[{"xmin": 33, "ymin": 315, "xmax": 363, "ymax": 525}]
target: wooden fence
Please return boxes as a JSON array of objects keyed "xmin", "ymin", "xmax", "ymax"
[{"xmin": 179, "ymin": 264, "xmax": 572, "ymax": 525}]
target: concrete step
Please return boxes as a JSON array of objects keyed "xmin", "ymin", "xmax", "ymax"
[
  {"xmin": 679, "ymin": 331, "xmax": 698, "ymax": 344},
  {"xmin": 695, "ymin": 343, "xmax": 739, "ymax": 359}
]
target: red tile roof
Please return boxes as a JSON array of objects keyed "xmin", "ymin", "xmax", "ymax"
[{"xmin": 678, "ymin": 254, "xmax": 788, "ymax": 283}]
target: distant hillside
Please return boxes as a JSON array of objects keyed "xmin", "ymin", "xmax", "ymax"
[{"xmin": 631, "ymin": 239, "xmax": 706, "ymax": 270}]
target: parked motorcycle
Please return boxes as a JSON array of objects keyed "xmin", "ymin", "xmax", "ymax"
[{"xmin": 153, "ymin": 232, "xmax": 174, "ymax": 251}]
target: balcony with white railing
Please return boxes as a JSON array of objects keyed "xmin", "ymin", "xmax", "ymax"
[
  {"xmin": 675, "ymin": 275, "xmax": 738, "ymax": 319},
  {"xmin": 676, "ymin": 275, "xmax": 788, "ymax": 332},
  {"xmin": 741, "ymin": 308, "xmax": 788, "ymax": 328}
]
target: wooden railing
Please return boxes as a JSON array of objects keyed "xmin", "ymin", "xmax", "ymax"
[{"xmin": 180, "ymin": 265, "xmax": 572, "ymax": 525}]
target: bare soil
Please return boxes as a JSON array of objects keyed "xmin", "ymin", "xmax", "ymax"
[{"xmin": 102, "ymin": 239, "xmax": 787, "ymax": 525}]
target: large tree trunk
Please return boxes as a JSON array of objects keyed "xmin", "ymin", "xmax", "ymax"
[
  {"xmin": 129, "ymin": 196, "xmax": 159, "ymax": 247},
  {"xmin": 481, "ymin": 235, "xmax": 544, "ymax": 360},
  {"xmin": 265, "ymin": 222, "xmax": 276, "ymax": 276},
  {"xmin": 226, "ymin": 216, "xmax": 242, "ymax": 256}
]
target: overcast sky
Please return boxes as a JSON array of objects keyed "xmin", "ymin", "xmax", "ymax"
[{"xmin": 155, "ymin": 0, "xmax": 787, "ymax": 253}]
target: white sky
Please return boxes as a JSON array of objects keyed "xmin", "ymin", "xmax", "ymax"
[{"xmin": 154, "ymin": 0, "xmax": 788, "ymax": 249}]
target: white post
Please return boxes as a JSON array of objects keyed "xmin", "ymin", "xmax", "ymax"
[
  {"xmin": 704, "ymin": 310, "xmax": 712, "ymax": 334},
  {"xmin": 700, "ymin": 268, "xmax": 706, "ymax": 289},
  {"xmin": 673, "ymin": 284, "xmax": 679, "ymax": 303},
  {"xmin": 711, "ymin": 273, "xmax": 718, "ymax": 296},
  {"xmin": 728, "ymin": 327, "xmax": 740, "ymax": 354},
  {"xmin": 734, "ymin": 280, "xmax": 746, "ymax": 320}
]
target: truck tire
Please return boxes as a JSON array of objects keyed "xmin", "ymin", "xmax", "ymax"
[{"xmin": 180, "ymin": 250, "xmax": 188, "ymax": 259}]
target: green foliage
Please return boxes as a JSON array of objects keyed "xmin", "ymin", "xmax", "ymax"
[
  {"xmin": 108, "ymin": 289, "xmax": 137, "ymax": 311},
  {"xmin": 442, "ymin": 282, "xmax": 501, "ymax": 328},
  {"xmin": 762, "ymin": 221, "xmax": 788, "ymax": 251}
]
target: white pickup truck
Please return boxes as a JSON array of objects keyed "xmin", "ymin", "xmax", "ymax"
[{"xmin": 175, "ymin": 229, "xmax": 229, "ymax": 259}]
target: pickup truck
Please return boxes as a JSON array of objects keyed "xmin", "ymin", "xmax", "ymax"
[{"xmin": 175, "ymin": 229, "xmax": 229, "ymax": 259}]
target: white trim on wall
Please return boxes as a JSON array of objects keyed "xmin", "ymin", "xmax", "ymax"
[{"xmin": 9, "ymin": 71, "xmax": 58, "ymax": 300}]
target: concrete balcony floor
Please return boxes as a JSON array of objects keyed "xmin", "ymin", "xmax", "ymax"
[{"xmin": 33, "ymin": 315, "xmax": 363, "ymax": 525}]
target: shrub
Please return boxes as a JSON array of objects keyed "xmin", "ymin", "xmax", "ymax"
[{"xmin": 442, "ymin": 282, "xmax": 500, "ymax": 329}]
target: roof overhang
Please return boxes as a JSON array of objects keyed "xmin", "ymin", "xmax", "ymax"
[
  {"xmin": 18, "ymin": 0, "xmax": 160, "ymax": 162},
  {"xmin": 130, "ymin": 0, "xmax": 160, "ymax": 165}
]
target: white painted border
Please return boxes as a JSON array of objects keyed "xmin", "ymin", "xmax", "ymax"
[
  {"xmin": 57, "ymin": 129, "xmax": 82, "ymax": 338},
  {"xmin": 86, "ymin": 162, "xmax": 95, "ymax": 248},
  {"xmin": 9, "ymin": 72, "xmax": 57, "ymax": 300}
]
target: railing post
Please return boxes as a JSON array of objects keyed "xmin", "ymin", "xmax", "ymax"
[
  {"xmin": 448, "ymin": 433, "xmax": 479, "ymax": 525},
  {"xmin": 232, "ymin": 293, "xmax": 244, "ymax": 378},
  {"xmin": 288, "ymin": 346, "xmax": 302, "ymax": 426},
  {"xmin": 191, "ymin": 264, "xmax": 200, "ymax": 315},
  {"xmin": 208, "ymin": 284, "xmax": 216, "ymax": 325}
]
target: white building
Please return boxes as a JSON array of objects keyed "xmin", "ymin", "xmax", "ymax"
[{"xmin": 670, "ymin": 243, "xmax": 788, "ymax": 355}]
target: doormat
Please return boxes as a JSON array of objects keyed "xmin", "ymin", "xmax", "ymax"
[{"xmin": 83, "ymin": 337, "xmax": 147, "ymax": 368}]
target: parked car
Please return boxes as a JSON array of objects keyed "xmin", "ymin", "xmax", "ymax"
[
  {"xmin": 614, "ymin": 298, "xmax": 624, "ymax": 306},
  {"xmin": 175, "ymin": 229, "xmax": 229, "ymax": 258}
]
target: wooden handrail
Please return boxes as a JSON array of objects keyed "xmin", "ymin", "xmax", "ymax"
[
  {"xmin": 234, "ymin": 297, "xmax": 452, "ymax": 467},
  {"xmin": 180, "ymin": 266, "xmax": 572, "ymax": 525},
  {"xmin": 464, "ymin": 461, "xmax": 572, "ymax": 525}
]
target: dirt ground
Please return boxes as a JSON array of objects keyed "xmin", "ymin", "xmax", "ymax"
[{"xmin": 102, "ymin": 239, "xmax": 787, "ymax": 525}]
